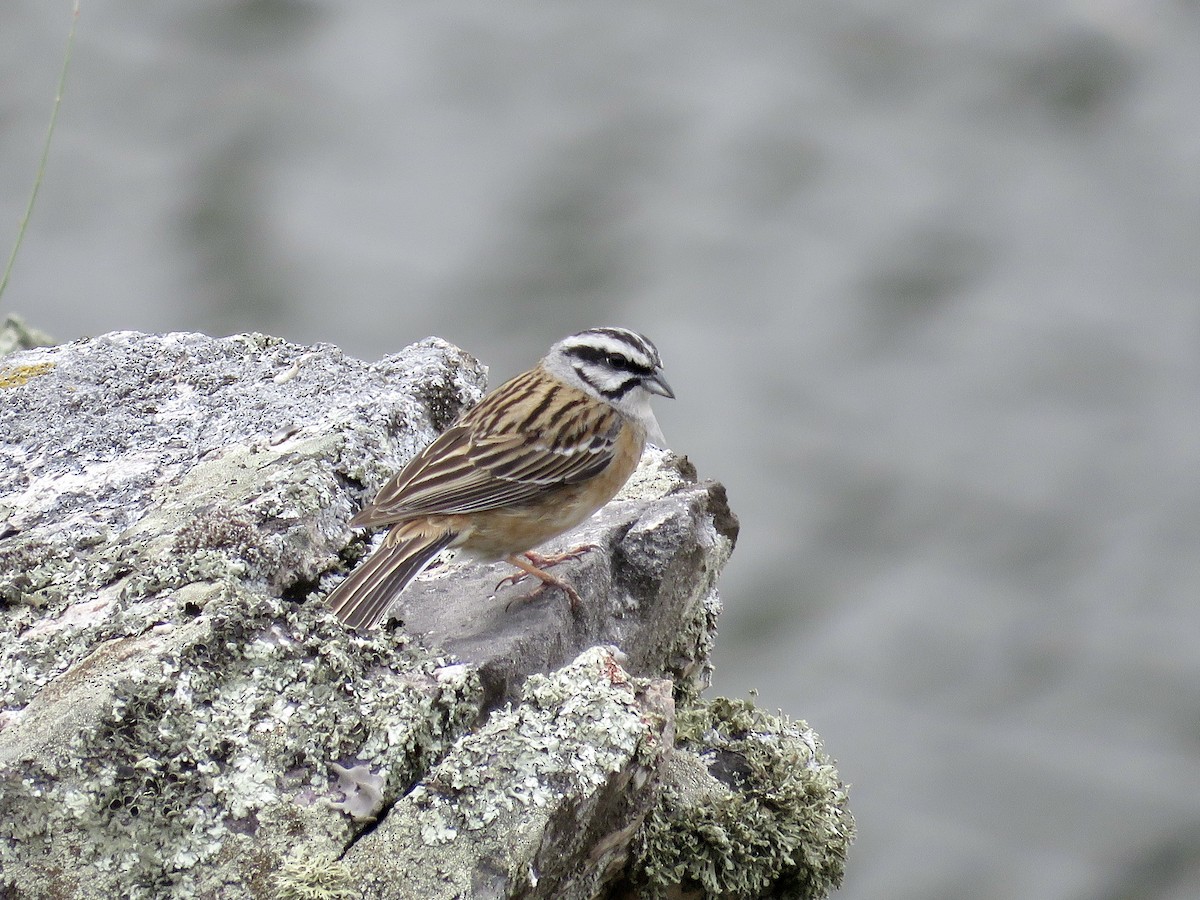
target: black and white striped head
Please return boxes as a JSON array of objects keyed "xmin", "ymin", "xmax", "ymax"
[{"xmin": 542, "ymin": 326, "xmax": 674, "ymax": 418}]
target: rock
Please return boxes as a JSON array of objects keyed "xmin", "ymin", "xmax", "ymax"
[
  {"xmin": 336, "ymin": 646, "xmax": 676, "ymax": 900},
  {"xmin": 0, "ymin": 330, "xmax": 852, "ymax": 900}
]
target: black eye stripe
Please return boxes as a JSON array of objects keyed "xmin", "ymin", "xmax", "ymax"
[{"xmin": 567, "ymin": 345, "xmax": 654, "ymax": 376}]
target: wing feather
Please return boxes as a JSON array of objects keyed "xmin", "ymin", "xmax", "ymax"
[{"xmin": 349, "ymin": 369, "xmax": 622, "ymax": 527}]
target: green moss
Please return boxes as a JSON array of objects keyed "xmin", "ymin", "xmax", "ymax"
[{"xmin": 634, "ymin": 696, "xmax": 854, "ymax": 900}]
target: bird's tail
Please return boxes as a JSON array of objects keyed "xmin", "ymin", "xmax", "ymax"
[{"xmin": 325, "ymin": 523, "xmax": 456, "ymax": 630}]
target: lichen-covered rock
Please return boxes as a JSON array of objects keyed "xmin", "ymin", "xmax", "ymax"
[
  {"xmin": 632, "ymin": 698, "xmax": 855, "ymax": 899},
  {"xmin": 0, "ymin": 332, "xmax": 489, "ymax": 899},
  {"xmin": 0, "ymin": 329, "xmax": 850, "ymax": 900},
  {"xmin": 333, "ymin": 646, "xmax": 674, "ymax": 900}
]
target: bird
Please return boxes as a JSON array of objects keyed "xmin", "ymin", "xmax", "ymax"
[{"xmin": 325, "ymin": 327, "xmax": 674, "ymax": 630}]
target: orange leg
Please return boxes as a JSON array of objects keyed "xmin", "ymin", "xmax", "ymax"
[
  {"xmin": 496, "ymin": 544, "xmax": 597, "ymax": 610},
  {"xmin": 524, "ymin": 544, "xmax": 597, "ymax": 569}
]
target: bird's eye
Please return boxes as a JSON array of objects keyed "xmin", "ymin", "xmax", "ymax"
[{"xmin": 605, "ymin": 352, "xmax": 625, "ymax": 368}]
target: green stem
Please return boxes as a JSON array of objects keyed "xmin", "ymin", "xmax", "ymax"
[{"xmin": 0, "ymin": 1, "xmax": 82, "ymax": 303}]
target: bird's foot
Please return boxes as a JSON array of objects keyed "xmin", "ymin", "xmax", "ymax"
[{"xmin": 497, "ymin": 546, "xmax": 597, "ymax": 611}]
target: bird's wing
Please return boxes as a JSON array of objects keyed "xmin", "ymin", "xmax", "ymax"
[{"xmin": 349, "ymin": 371, "xmax": 624, "ymax": 527}]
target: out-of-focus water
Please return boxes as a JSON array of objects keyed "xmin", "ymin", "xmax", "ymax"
[{"xmin": 4, "ymin": 2, "xmax": 1200, "ymax": 897}]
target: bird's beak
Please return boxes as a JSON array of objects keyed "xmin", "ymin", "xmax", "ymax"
[{"xmin": 644, "ymin": 369, "xmax": 675, "ymax": 399}]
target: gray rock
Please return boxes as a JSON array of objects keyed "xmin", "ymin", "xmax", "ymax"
[{"xmin": 0, "ymin": 330, "xmax": 851, "ymax": 900}]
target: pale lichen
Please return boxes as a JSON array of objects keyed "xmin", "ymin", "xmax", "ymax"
[
  {"xmin": 272, "ymin": 854, "xmax": 357, "ymax": 900},
  {"xmin": 337, "ymin": 646, "xmax": 674, "ymax": 899},
  {"xmin": 327, "ymin": 763, "xmax": 386, "ymax": 820},
  {"xmin": 0, "ymin": 585, "xmax": 480, "ymax": 897},
  {"xmin": 410, "ymin": 646, "xmax": 650, "ymax": 845},
  {"xmin": 0, "ymin": 587, "xmax": 484, "ymax": 897},
  {"xmin": 632, "ymin": 696, "xmax": 855, "ymax": 900}
]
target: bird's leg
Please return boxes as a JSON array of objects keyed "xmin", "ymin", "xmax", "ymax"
[
  {"xmin": 524, "ymin": 544, "xmax": 597, "ymax": 569},
  {"xmin": 497, "ymin": 546, "xmax": 597, "ymax": 611},
  {"xmin": 496, "ymin": 544, "xmax": 598, "ymax": 590}
]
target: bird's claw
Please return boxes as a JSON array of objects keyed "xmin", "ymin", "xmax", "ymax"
[{"xmin": 496, "ymin": 546, "xmax": 593, "ymax": 612}]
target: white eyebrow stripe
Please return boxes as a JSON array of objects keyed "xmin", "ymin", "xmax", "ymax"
[{"xmin": 560, "ymin": 332, "xmax": 656, "ymax": 367}]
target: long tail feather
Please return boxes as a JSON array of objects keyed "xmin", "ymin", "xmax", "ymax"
[{"xmin": 326, "ymin": 525, "xmax": 456, "ymax": 630}]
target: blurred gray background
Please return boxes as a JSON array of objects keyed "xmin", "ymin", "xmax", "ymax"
[{"xmin": 4, "ymin": 2, "xmax": 1199, "ymax": 898}]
